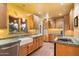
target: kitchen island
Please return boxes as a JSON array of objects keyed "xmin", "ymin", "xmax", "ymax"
[{"xmin": 54, "ymin": 37, "xmax": 79, "ymax": 56}]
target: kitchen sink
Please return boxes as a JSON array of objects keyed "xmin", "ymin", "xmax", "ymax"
[
  {"xmin": 18, "ymin": 37, "xmax": 33, "ymax": 46},
  {"xmin": 57, "ymin": 37, "xmax": 74, "ymax": 43}
]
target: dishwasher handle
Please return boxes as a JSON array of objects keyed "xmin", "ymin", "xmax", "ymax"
[{"xmin": 0, "ymin": 44, "xmax": 18, "ymax": 50}]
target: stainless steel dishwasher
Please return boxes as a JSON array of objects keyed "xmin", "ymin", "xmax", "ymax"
[{"xmin": 0, "ymin": 40, "xmax": 20, "ymax": 56}]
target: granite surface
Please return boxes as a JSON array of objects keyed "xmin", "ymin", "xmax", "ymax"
[
  {"xmin": 0, "ymin": 32, "xmax": 42, "ymax": 39},
  {"xmin": 0, "ymin": 38, "xmax": 21, "ymax": 46},
  {"xmin": 0, "ymin": 33, "xmax": 42, "ymax": 46},
  {"xmin": 54, "ymin": 36, "xmax": 79, "ymax": 46}
]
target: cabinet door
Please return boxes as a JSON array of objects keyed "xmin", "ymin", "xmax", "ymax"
[
  {"xmin": 38, "ymin": 36, "xmax": 42, "ymax": 47},
  {"xmin": 44, "ymin": 35, "xmax": 49, "ymax": 42},
  {"xmin": 33, "ymin": 39, "xmax": 37, "ymax": 50},
  {"xmin": 33, "ymin": 36, "xmax": 43, "ymax": 49},
  {"xmin": 48, "ymin": 34, "xmax": 55, "ymax": 42},
  {"xmin": 27, "ymin": 42, "xmax": 33, "ymax": 54},
  {"xmin": 19, "ymin": 44, "xmax": 28, "ymax": 56},
  {"xmin": 39, "ymin": 36, "xmax": 43, "ymax": 46},
  {"xmin": 36, "ymin": 37, "xmax": 39, "ymax": 48}
]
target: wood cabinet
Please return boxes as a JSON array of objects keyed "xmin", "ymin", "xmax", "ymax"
[
  {"xmin": 48, "ymin": 34, "xmax": 55, "ymax": 42},
  {"xmin": 64, "ymin": 14, "xmax": 70, "ymax": 31},
  {"xmin": 29, "ymin": 36, "xmax": 43, "ymax": 54},
  {"xmin": 38, "ymin": 36, "xmax": 43, "ymax": 46},
  {"xmin": 55, "ymin": 43, "xmax": 79, "ymax": 56},
  {"xmin": 33, "ymin": 36, "xmax": 43, "ymax": 50},
  {"xmin": 44, "ymin": 34, "xmax": 56, "ymax": 42},
  {"xmin": 49, "ymin": 34, "xmax": 61, "ymax": 42},
  {"xmin": 19, "ymin": 44, "xmax": 28, "ymax": 56},
  {"xmin": 33, "ymin": 38, "xmax": 38, "ymax": 50},
  {"xmin": 43, "ymin": 35, "xmax": 49, "ymax": 42},
  {"xmin": 19, "ymin": 42, "xmax": 33, "ymax": 56},
  {"xmin": 19, "ymin": 35, "xmax": 44, "ymax": 56},
  {"xmin": 27, "ymin": 42, "xmax": 33, "ymax": 54}
]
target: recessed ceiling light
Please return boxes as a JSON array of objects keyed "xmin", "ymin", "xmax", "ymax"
[
  {"xmin": 44, "ymin": 13, "xmax": 49, "ymax": 21},
  {"xmin": 24, "ymin": 14, "xmax": 32, "ymax": 16},
  {"xmin": 45, "ymin": 13, "xmax": 49, "ymax": 18},
  {"xmin": 58, "ymin": 13, "xmax": 62, "ymax": 16},
  {"xmin": 38, "ymin": 12, "xmax": 41, "ymax": 14},
  {"xmin": 60, "ymin": 3, "xmax": 64, "ymax": 5}
]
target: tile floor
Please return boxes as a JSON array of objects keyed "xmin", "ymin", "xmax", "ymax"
[{"xmin": 29, "ymin": 42, "xmax": 54, "ymax": 56}]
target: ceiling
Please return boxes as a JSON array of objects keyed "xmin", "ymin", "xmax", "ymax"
[{"xmin": 8, "ymin": 3, "xmax": 74, "ymax": 18}]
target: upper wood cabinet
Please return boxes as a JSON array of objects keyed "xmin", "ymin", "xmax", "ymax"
[
  {"xmin": 0, "ymin": 4, "xmax": 7, "ymax": 29},
  {"xmin": 26, "ymin": 15, "xmax": 36, "ymax": 30},
  {"xmin": 64, "ymin": 14, "xmax": 70, "ymax": 31},
  {"xmin": 55, "ymin": 18, "xmax": 64, "ymax": 28},
  {"xmin": 47, "ymin": 18, "xmax": 64, "ymax": 29},
  {"xmin": 48, "ymin": 20, "xmax": 55, "ymax": 28}
]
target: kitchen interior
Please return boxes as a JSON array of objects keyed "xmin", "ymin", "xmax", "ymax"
[{"xmin": 0, "ymin": 3, "xmax": 79, "ymax": 56}]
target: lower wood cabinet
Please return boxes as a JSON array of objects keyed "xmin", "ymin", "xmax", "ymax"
[
  {"xmin": 43, "ymin": 35, "xmax": 49, "ymax": 42},
  {"xmin": 33, "ymin": 39, "xmax": 38, "ymax": 50},
  {"xmin": 48, "ymin": 34, "xmax": 55, "ymax": 42},
  {"xmin": 19, "ymin": 36, "xmax": 44, "ymax": 56},
  {"xmin": 19, "ymin": 44, "xmax": 28, "ymax": 56},
  {"xmin": 27, "ymin": 42, "xmax": 33, "ymax": 54},
  {"xmin": 44, "ymin": 34, "xmax": 60, "ymax": 42},
  {"xmin": 55, "ymin": 43, "xmax": 79, "ymax": 56},
  {"xmin": 33, "ymin": 36, "xmax": 43, "ymax": 50},
  {"xmin": 40, "ymin": 36, "xmax": 43, "ymax": 46},
  {"xmin": 37, "ymin": 36, "xmax": 43, "ymax": 47}
]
